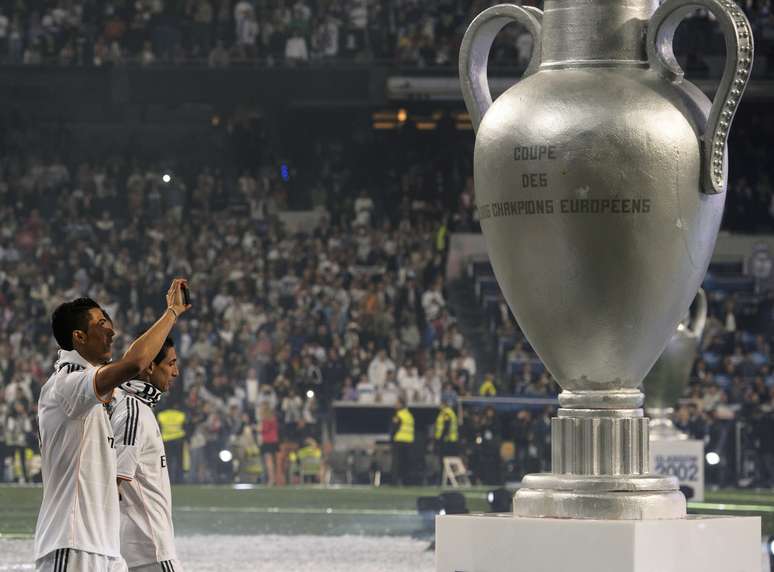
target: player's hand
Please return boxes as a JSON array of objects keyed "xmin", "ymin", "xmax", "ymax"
[{"xmin": 166, "ymin": 278, "xmax": 191, "ymax": 318}]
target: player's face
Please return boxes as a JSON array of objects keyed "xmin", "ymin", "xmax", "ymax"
[
  {"xmin": 80, "ymin": 308, "xmax": 114, "ymax": 364},
  {"xmin": 150, "ymin": 347, "xmax": 179, "ymax": 392}
]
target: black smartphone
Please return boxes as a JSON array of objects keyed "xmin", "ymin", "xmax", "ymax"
[{"xmin": 182, "ymin": 284, "xmax": 191, "ymax": 306}]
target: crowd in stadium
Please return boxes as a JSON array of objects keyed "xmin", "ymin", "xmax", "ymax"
[
  {"xmin": 0, "ymin": 79, "xmax": 773, "ymax": 485},
  {"xmin": 0, "ymin": 141, "xmax": 773, "ymax": 487},
  {"xmin": 0, "ymin": 0, "xmax": 772, "ymax": 67},
  {"xmin": 0, "ymin": 145, "xmax": 479, "ymax": 484}
]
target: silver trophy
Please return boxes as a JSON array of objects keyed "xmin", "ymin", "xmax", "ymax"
[
  {"xmin": 460, "ymin": 0, "xmax": 752, "ymax": 519},
  {"xmin": 643, "ymin": 290, "xmax": 707, "ymax": 441}
]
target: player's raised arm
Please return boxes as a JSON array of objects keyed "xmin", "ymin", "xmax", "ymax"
[{"xmin": 95, "ymin": 279, "xmax": 191, "ymax": 398}]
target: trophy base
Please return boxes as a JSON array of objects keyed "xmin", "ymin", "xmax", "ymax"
[
  {"xmin": 436, "ymin": 514, "xmax": 762, "ymax": 572},
  {"xmin": 513, "ymin": 473, "xmax": 686, "ymax": 519}
]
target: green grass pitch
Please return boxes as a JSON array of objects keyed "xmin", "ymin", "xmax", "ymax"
[{"xmin": 1, "ymin": 485, "xmax": 772, "ymax": 539}]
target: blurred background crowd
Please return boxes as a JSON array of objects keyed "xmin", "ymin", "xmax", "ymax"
[
  {"xmin": 0, "ymin": 0, "xmax": 772, "ymax": 68},
  {"xmin": 0, "ymin": 134, "xmax": 481, "ymax": 485},
  {"xmin": 1, "ymin": 129, "xmax": 774, "ymax": 488},
  {"xmin": 1, "ymin": 0, "xmax": 774, "ymax": 491}
]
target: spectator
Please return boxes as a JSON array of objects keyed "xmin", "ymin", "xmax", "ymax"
[
  {"xmin": 356, "ymin": 374, "xmax": 376, "ymax": 403},
  {"xmin": 0, "ymin": 10, "xmax": 9, "ymax": 62},
  {"xmin": 354, "ymin": 190, "xmax": 375, "ymax": 227},
  {"xmin": 367, "ymin": 348, "xmax": 395, "ymax": 389},
  {"xmin": 5, "ymin": 401, "xmax": 31, "ymax": 482},
  {"xmin": 208, "ymin": 39, "xmax": 230, "ymax": 67},
  {"xmin": 140, "ymin": 41, "xmax": 155, "ymax": 66},
  {"xmin": 0, "ymin": 393, "xmax": 7, "ymax": 481},
  {"xmin": 192, "ymin": 0, "xmax": 214, "ymax": 57},
  {"xmin": 236, "ymin": 11, "xmax": 258, "ymax": 59},
  {"xmin": 281, "ymin": 389, "xmax": 304, "ymax": 435},
  {"xmin": 479, "ymin": 374, "xmax": 497, "ymax": 397},
  {"xmin": 340, "ymin": 377, "xmax": 358, "ymax": 401},
  {"xmin": 285, "ymin": 28, "xmax": 309, "ymax": 64},
  {"xmin": 259, "ymin": 403, "xmax": 280, "ymax": 485}
]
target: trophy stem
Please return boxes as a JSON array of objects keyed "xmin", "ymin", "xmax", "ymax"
[
  {"xmin": 552, "ymin": 409, "xmax": 649, "ymax": 475},
  {"xmin": 513, "ymin": 391, "xmax": 686, "ymax": 519}
]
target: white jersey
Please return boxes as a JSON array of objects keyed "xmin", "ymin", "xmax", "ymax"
[
  {"xmin": 34, "ymin": 349, "xmax": 120, "ymax": 560},
  {"xmin": 111, "ymin": 386, "xmax": 177, "ymax": 568}
]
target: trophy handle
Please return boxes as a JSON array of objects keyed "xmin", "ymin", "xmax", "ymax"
[
  {"xmin": 459, "ymin": 4, "xmax": 543, "ymax": 133},
  {"xmin": 646, "ymin": 0, "xmax": 753, "ymax": 195},
  {"xmin": 689, "ymin": 288, "xmax": 708, "ymax": 338}
]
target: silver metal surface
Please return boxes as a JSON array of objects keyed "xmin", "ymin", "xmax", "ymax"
[
  {"xmin": 643, "ymin": 290, "xmax": 707, "ymax": 440},
  {"xmin": 460, "ymin": 0, "xmax": 753, "ymax": 520},
  {"xmin": 552, "ymin": 414, "xmax": 649, "ymax": 475},
  {"xmin": 513, "ymin": 489, "xmax": 687, "ymax": 520},
  {"xmin": 648, "ymin": 0, "xmax": 754, "ymax": 193},
  {"xmin": 520, "ymin": 473, "xmax": 679, "ymax": 493}
]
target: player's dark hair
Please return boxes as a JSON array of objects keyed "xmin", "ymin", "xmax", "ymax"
[
  {"xmin": 51, "ymin": 298, "xmax": 102, "ymax": 351},
  {"xmin": 153, "ymin": 337, "xmax": 175, "ymax": 365}
]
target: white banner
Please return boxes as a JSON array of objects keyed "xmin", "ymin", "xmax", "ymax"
[{"xmin": 650, "ymin": 438, "xmax": 705, "ymax": 502}]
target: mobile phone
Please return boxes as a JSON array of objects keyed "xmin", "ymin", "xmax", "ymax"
[{"xmin": 182, "ymin": 284, "xmax": 191, "ymax": 306}]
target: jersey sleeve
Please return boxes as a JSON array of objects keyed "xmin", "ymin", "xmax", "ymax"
[
  {"xmin": 111, "ymin": 397, "xmax": 144, "ymax": 481},
  {"xmin": 54, "ymin": 367, "xmax": 109, "ymax": 418}
]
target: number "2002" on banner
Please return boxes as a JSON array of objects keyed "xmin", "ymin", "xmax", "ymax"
[{"xmin": 654, "ymin": 456, "xmax": 699, "ymax": 481}]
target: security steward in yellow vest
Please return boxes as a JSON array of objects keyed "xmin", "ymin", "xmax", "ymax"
[
  {"xmin": 434, "ymin": 397, "xmax": 459, "ymax": 484},
  {"xmin": 435, "ymin": 398, "xmax": 459, "ymax": 458},
  {"xmin": 391, "ymin": 397, "xmax": 415, "ymax": 486},
  {"xmin": 157, "ymin": 403, "xmax": 186, "ymax": 484}
]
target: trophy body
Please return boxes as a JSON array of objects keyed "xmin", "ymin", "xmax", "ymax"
[{"xmin": 459, "ymin": 0, "xmax": 752, "ymax": 520}]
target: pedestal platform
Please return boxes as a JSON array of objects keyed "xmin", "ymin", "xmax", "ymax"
[{"xmin": 436, "ymin": 513, "xmax": 760, "ymax": 572}]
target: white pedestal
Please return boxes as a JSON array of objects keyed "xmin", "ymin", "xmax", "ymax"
[
  {"xmin": 436, "ymin": 513, "xmax": 761, "ymax": 572},
  {"xmin": 650, "ymin": 438, "xmax": 705, "ymax": 501}
]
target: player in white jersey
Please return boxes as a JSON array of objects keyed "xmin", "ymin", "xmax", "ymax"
[
  {"xmin": 34, "ymin": 279, "xmax": 191, "ymax": 572},
  {"xmin": 111, "ymin": 337, "xmax": 183, "ymax": 572}
]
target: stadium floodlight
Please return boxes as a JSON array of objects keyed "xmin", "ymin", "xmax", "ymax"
[
  {"xmin": 766, "ymin": 536, "xmax": 774, "ymax": 569},
  {"xmin": 162, "ymin": 173, "xmax": 172, "ymax": 184},
  {"xmin": 306, "ymin": 390, "xmax": 315, "ymax": 399},
  {"xmin": 219, "ymin": 449, "xmax": 233, "ymax": 463},
  {"xmin": 705, "ymin": 452, "xmax": 720, "ymax": 466}
]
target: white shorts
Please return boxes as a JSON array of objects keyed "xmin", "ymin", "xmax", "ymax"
[
  {"xmin": 36, "ymin": 549, "xmax": 127, "ymax": 572},
  {"xmin": 129, "ymin": 560, "xmax": 183, "ymax": 572}
]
